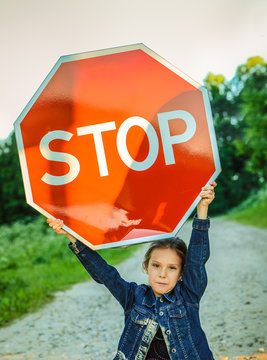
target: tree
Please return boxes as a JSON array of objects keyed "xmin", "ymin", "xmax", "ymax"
[
  {"xmin": 234, "ymin": 56, "xmax": 267, "ymax": 181},
  {"xmin": 204, "ymin": 68, "xmax": 260, "ymax": 215},
  {"xmin": 0, "ymin": 132, "xmax": 36, "ymax": 224}
]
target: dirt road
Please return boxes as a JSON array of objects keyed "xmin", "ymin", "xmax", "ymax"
[{"xmin": 0, "ymin": 218, "xmax": 266, "ymax": 359}]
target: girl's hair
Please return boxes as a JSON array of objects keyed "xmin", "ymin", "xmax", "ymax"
[{"xmin": 143, "ymin": 237, "xmax": 187, "ymax": 273}]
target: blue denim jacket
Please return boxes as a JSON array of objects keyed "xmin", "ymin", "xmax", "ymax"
[{"xmin": 69, "ymin": 216, "xmax": 214, "ymax": 360}]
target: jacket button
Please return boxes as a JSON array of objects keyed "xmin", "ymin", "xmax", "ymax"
[
  {"xmin": 160, "ymin": 297, "xmax": 164, "ymax": 302},
  {"xmin": 171, "ymin": 348, "xmax": 176, "ymax": 353},
  {"xmin": 159, "ymin": 311, "xmax": 164, "ymax": 316},
  {"xmin": 166, "ymin": 330, "xmax": 171, "ymax": 335}
]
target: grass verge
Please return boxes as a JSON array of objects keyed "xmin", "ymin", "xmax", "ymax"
[
  {"xmin": 0, "ymin": 217, "xmax": 140, "ymax": 327},
  {"xmin": 225, "ymin": 185, "xmax": 267, "ymax": 229}
]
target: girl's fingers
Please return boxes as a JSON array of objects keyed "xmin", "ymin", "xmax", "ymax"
[
  {"xmin": 201, "ymin": 188, "xmax": 214, "ymax": 194},
  {"xmin": 47, "ymin": 218, "xmax": 62, "ymax": 226},
  {"xmin": 201, "ymin": 182, "xmax": 216, "ymax": 196},
  {"xmin": 201, "ymin": 181, "xmax": 217, "ymax": 190},
  {"xmin": 53, "ymin": 221, "xmax": 63, "ymax": 231},
  {"xmin": 201, "ymin": 185, "xmax": 215, "ymax": 192},
  {"xmin": 200, "ymin": 185, "xmax": 216, "ymax": 201},
  {"xmin": 47, "ymin": 218, "xmax": 64, "ymax": 232},
  {"xmin": 200, "ymin": 193, "xmax": 214, "ymax": 199},
  {"xmin": 209, "ymin": 181, "xmax": 217, "ymax": 187}
]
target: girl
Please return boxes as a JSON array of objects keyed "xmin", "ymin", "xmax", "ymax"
[{"xmin": 47, "ymin": 181, "xmax": 216, "ymax": 360}]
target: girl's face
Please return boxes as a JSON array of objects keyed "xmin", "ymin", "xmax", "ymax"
[{"xmin": 145, "ymin": 247, "xmax": 182, "ymax": 298}]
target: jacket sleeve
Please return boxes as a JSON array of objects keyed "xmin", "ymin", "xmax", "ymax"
[
  {"xmin": 181, "ymin": 215, "xmax": 210, "ymax": 303},
  {"xmin": 68, "ymin": 240, "xmax": 137, "ymax": 310}
]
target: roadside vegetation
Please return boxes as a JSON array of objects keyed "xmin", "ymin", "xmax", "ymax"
[
  {"xmin": 0, "ymin": 217, "xmax": 140, "ymax": 327},
  {"xmin": 226, "ymin": 185, "xmax": 267, "ymax": 229}
]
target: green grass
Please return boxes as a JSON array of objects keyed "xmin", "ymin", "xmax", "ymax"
[
  {"xmin": 0, "ymin": 217, "xmax": 140, "ymax": 327},
  {"xmin": 225, "ymin": 185, "xmax": 267, "ymax": 228}
]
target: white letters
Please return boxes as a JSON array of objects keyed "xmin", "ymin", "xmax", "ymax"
[
  {"xmin": 40, "ymin": 130, "xmax": 80, "ymax": 185},
  {"xmin": 117, "ymin": 116, "xmax": 159, "ymax": 171},
  {"xmin": 158, "ymin": 110, "xmax": 196, "ymax": 165},
  {"xmin": 77, "ymin": 122, "xmax": 116, "ymax": 177},
  {"xmin": 40, "ymin": 111, "xmax": 197, "ymax": 184}
]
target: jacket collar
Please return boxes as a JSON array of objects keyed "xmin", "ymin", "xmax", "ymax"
[{"xmin": 142, "ymin": 283, "xmax": 181, "ymax": 307}]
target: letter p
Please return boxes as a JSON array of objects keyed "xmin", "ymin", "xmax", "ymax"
[{"xmin": 157, "ymin": 110, "xmax": 196, "ymax": 165}]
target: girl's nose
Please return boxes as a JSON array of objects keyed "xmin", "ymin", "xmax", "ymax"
[{"xmin": 159, "ymin": 268, "xmax": 167, "ymax": 277}]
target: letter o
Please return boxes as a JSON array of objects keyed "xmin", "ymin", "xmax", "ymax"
[{"xmin": 117, "ymin": 117, "xmax": 159, "ymax": 171}]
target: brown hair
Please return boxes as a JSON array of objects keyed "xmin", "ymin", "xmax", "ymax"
[{"xmin": 143, "ymin": 237, "xmax": 187, "ymax": 274}]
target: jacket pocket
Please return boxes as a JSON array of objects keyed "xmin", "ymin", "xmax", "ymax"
[
  {"xmin": 131, "ymin": 306, "xmax": 150, "ymax": 326},
  {"xmin": 168, "ymin": 305, "xmax": 186, "ymax": 319}
]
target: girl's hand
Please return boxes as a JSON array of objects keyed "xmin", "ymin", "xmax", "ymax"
[
  {"xmin": 197, "ymin": 181, "xmax": 217, "ymax": 219},
  {"xmin": 47, "ymin": 218, "xmax": 76, "ymax": 243}
]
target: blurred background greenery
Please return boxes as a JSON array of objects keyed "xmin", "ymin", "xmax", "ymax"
[{"xmin": 0, "ymin": 55, "xmax": 266, "ymax": 327}]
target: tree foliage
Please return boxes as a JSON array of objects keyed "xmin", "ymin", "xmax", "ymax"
[
  {"xmin": 0, "ymin": 132, "xmax": 36, "ymax": 224},
  {"xmin": 205, "ymin": 56, "xmax": 266, "ymax": 214},
  {"xmin": 234, "ymin": 57, "xmax": 267, "ymax": 179}
]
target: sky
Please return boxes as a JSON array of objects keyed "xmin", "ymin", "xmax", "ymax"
[{"xmin": 0, "ymin": 0, "xmax": 266, "ymax": 140}]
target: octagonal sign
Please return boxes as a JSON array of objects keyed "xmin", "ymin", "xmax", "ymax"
[{"xmin": 14, "ymin": 43, "xmax": 221, "ymax": 250}]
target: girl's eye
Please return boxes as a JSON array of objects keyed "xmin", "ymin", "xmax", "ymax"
[
  {"xmin": 152, "ymin": 263, "xmax": 159, "ymax": 268},
  {"xmin": 170, "ymin": 266, "xmax": 177, "ymax": 270}
]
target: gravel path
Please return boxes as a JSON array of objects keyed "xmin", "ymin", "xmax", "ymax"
[{"xmin": 0, "ymin": 218, "xmax": 266, "ymax": 359}]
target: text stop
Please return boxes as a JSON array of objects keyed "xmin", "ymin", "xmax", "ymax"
[{"xmin": 40, "ymin": 110, "xmax": 196, "ymax": 186}]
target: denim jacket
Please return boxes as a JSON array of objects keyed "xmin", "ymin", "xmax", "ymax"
[{"xmin": 69, "ymin": 216, "xmax": 214, "ymax": 360}]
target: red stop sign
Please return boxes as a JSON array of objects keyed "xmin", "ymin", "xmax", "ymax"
[{"xmin": 14, "ymin": 44, "xmax": 220, "ymax": 249}]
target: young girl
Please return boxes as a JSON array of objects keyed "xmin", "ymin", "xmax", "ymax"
[{"xmin": 47, "ymin": 181, "xmax": 217, "ymax": 360}]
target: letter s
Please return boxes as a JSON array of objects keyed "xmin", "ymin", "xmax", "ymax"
[{"xmin": 39, "ymin": 130, "xmax": 80, "ymax": 185}]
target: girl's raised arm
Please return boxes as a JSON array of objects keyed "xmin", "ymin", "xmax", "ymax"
[
  {"xmin": 181, "ymin": 181, "xmax": 217, "ymax": 302},
  {"xmin": 197, "ymin": 181, "xmax": 217, "ymax": 219},
  {"xmin": 46, "ymin": 217, "xmax": 136, "ymax": 310}
]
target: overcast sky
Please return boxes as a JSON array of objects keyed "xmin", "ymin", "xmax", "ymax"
[{"xmin": 0, "ymin": 0, "xmax": 266, "ymax": 140}]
